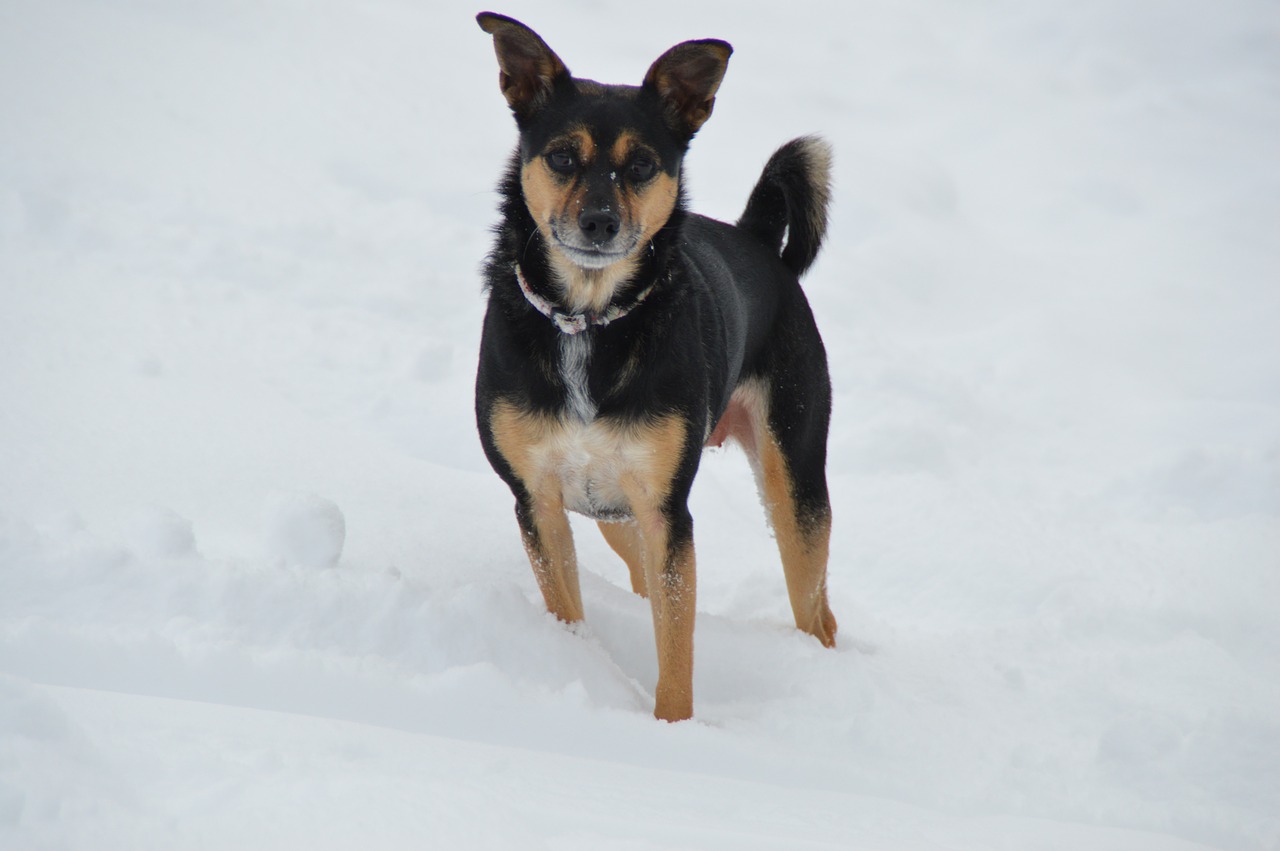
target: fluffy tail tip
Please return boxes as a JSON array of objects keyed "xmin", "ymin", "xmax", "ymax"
[{"xmin": 737, "ymin": 135, "xmax": 832, "ymax": 277}]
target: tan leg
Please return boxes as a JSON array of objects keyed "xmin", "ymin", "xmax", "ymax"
[
  {"xmin": 755, "ymin": 432, "xmax": 836, "ymax": 647},
  {"xmin": 725, "ymin": 383, "xmax": 835, "ymax": 647},
  {"xmin": 615, "ymin": 414, "xmax": 697, "ymax": 722},
  {"xmin": 493, "ymin": 400, "xmax": 696, "ymax": 720},
  {"xmin": 626, "ymin": 502, "xmax": 696, "ymax": 722},
  {"xmin": 598, "ymin": 520, "xmax": 648, "ymax": 597},
  {"xmin": 489, "ymin": 401, "xmax": 584, "ymax": 624},
  {"xmin": 519, "ymin": 490, "xmax": 584, "ymax": 623}
]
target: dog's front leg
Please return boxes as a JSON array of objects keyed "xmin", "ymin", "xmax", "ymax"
[
  {"xmin": 487, "ymin": 401, "xmax": 584, "ymax": 624},
  {"xmin": 640, "ymin": 505, "xmax": 696, "ymax": 722},
  {"xmin": 515, "ymin": 486, "xmax": 584, "ymax": 624},
  {"xmin": 612, "ymin": 414, "xmax": 698, "ymax": 721},
  {"xmin": 619, "ymin": 475, "xmax": 696, "ymax": 722}
]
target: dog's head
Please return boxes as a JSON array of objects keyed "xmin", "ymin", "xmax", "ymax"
[{"xmin": 478, "ymin": 13, "xmax": 731, "ymax": 310}]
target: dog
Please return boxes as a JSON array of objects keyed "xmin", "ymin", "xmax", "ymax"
[{"xmin": 475, "ymin": 12, "xmax": 837, "ymax": 721}]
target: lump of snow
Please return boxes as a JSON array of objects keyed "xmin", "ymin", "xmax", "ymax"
[{"xmin": 263, "ymin": 493, "xmax": 346, "ymax": 570}]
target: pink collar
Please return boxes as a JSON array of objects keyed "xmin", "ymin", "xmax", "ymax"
[{"xmin": 515, "ymin": 265, "xmax": 655, "ymax": 335}]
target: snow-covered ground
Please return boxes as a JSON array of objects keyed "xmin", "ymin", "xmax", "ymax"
[{"xmin": 2, "ymin": 0, "xmax": 1278, "ymax": 848}]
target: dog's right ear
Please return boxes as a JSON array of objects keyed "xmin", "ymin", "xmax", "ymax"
[{"xmin": 477, "ymin": 13, "xmax": 569, "ymax": 124}]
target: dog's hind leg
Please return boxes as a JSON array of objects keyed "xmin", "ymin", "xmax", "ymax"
[
  {"xmin": 755, "ymin": 432, "xmax": 836, "ymax": 647},
  {"xmin": 598, "ymin": 520, "xmax": 649, "ymax": 597},
  {"xmin": 733, "ymin": 381, "xmax": 837, "ymax": 647}
]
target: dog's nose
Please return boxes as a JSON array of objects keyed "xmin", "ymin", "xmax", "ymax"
[{"xmin": 578, "ymin": 208, "xmax": 621, "ymax": 244}]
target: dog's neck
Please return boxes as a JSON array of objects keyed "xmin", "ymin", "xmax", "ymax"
[{"xmin": 514, "ymin": 263, "xmax": 656, "ymax": 335}]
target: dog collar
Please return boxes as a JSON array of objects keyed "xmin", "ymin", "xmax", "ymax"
[{"xmin": 514, "ymin": 264, "xmax": 654, "ymax": 335}]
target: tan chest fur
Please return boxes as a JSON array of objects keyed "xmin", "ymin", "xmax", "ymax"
[{"xmin": 489, "ymin": 401, "xmax": 686, "ymax": 523}]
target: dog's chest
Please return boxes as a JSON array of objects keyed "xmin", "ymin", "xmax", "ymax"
[
  {"xmin": 531, "ymin": 416, "xmax": 659, "ymax": 521},
  {"xmin": 495, "ymin": 335, "xmax": 674, "ymax": 522},
  {"xmin": 544, "ymin": 335, "xmax": 624, "ymax": 520}
]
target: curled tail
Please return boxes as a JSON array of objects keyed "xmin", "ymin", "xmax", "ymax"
[{"xmin": 736, "ymin": 135, "xmax": 832, "ymax": 277}]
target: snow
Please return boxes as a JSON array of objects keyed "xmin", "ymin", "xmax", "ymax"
[
  {"xmin": 2, "ymin": 0, "xmax": 1278, "ymax": 848},
  {"xmin": 262, "ymin": 493, "xmax": 347, "ymax": 570}
]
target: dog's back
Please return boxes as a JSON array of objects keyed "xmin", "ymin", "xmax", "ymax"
[{"xmin": 672, "ymin": 134, "xmax": 833, "ymax": 431}]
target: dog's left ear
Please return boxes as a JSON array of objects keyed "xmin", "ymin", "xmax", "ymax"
[
  {"xmin": 477, "ymin": 12, "xmax": 570, "ymax": 124},
  {"xmin": 643, "ymin": 39, "xmax": 733, "ymax": 138}
]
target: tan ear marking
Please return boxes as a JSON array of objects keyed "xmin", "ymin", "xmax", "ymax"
[
  {"xmin": 642, "ymin": 39, "xmax": 732, "ymax": 135},
  {"xmin": 477, "ymin": 13, "xmax": 570, "ymax": 119}
]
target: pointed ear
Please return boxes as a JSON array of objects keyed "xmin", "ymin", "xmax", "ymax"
[
  {"xmin": 477, "ymin": 13, "xmax": 570, "ymax": 122},
  {"xmin": 643, "ymin": 39, "xmax": 732, "ymax": 137}
]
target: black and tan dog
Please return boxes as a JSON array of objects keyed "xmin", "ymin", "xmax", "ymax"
[{"xmin": 475, "ymin": 12, "xmax": 836, "ymax": 721}]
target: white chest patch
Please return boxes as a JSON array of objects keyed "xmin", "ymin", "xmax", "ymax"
[
  {"xmin": 527, "ymin": 418, "xmax": 661, "ymax": 522},
  {"xmin": 558, "ymin": 334, "xmax": 597, "ymax": 423},
  {"xmin": 545, "ymin": 335, "xmax": 628, "ymax": 519},
  {"xmin": 490, "ymin": 394, "xmax": 686, "ymax": 525}
]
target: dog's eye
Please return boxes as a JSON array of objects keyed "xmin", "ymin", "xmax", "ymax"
[
  {"xmin": 628, "ymin": 156, "xmax": 657, "ymax": 182},
  {"xmin": 546, "ymin": 150, "xmax": 577, "ymax": 174}
]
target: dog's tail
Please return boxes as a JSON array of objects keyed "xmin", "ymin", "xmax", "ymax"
[{"xmin": 736, "ymin": 135, "xmax": 832, "ymax": 277}]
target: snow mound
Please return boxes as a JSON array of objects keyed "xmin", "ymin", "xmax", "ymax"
[{"xmin": 262, "ymin": 494, "xmax": 346, "ymax": 570}]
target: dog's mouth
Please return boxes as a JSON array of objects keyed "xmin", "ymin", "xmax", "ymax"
[{"xmin": 550, "ymin": 229, "xmax": 638, "ymax": 270}]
